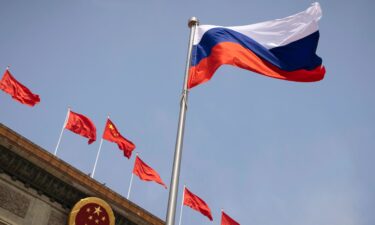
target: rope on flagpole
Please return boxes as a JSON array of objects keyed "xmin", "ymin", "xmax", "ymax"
[
  {"xmin": 127, "ymin": 152, "xmax": 138, "ymax": 199},
  {"xmin": 165, "ymin": 17, "xmax": 199, "ymax": 225},
  {"xmin": 54, "ymin": 107, "xmax": 70, "ymax": 156},
  {"xmin": 178, "ymin": 185, "xmax": 186, "ymax": 225}
]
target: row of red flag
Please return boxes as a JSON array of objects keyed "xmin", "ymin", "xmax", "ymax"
[
  {"xmin": 0, "ymin": 68, "xmax": 167, "ymax": 190},
  {"xmin": 0, "ymin": 68, "xmax": 168, "ymax": 189},
  {"xmin": 65, "ymin": 109, "xmax": 167, "ymax": 188},
  {"xmin": 68, "ymin": 106, "xmax": 239, "ymax": 224},
  {"xmin": 0, "ymin": 68, "xmax": 240, "ymax": 224}
]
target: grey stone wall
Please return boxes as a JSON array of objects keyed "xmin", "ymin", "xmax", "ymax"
[
  {"xmin": 48, "ymin": 210, "xmax": 67, "ymax": 225},
  {"xmin": 0, "ymin": 174, "xmax": 68, "ymax": 225},
  {"xmin": 0, "ymin": 182, "xmax": 30, "ymax": 218}
]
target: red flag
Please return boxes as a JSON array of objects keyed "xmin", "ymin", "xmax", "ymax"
[
  {"xmin": 183, "ymin": 187, "xmax": 213, "ymax": 221},
  {"xmin": 0, "ymin": 69, "xmax": 40, "ymax": 106},
  {"xmin": 65, "ymin": 110, "xmax": 96, "ymax": 144},
  {"xmin": 102, "ymin": 119, "xmax": 135, "ymax": 159},
  {"xmin": 133, "ymin": 156, "xmax": 167, "ymax": 189},
  {"xmin": 221, "ymin": 211, "xmax": 240, "ymax": 225}
]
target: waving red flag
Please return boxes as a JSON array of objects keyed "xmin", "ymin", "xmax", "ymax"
[
  {"xmin": 183, "ymin": 187, "xmax": 213, "ymax": 221},
  {"xmin": 102, "ymin": 119, "xmax": 135, "ymax": 159},
  {"xmin": 221, "ymin": 211, "xmax": 240, "ymax": 225},
  {"xmin": 133, "ymin": 156, "xmax": 167, "ymax": 189},
  {"xmin": 65, "ymin": 110, "xmax": 96, "ymax": 144},
  {"xmin": 0, "ymin": 69, "xmax": 40, "ymax": 106}
]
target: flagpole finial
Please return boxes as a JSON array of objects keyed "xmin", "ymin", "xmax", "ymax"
[{"xmin": 188, "ymin": 17, "xmax": 199, "ymax": 28}]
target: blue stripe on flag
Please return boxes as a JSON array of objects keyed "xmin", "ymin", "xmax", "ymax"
[{"xmin": 192, "ymin": 28, "xmax": 322, "ymax": 71}]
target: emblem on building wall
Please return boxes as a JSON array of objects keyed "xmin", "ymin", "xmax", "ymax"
[{"xmin": 68, "ymin": 197, "xmax": 115, "ymax": 225}]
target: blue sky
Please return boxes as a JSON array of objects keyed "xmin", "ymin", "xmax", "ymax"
[{"xmin": 1, "ymin": 0, "xmax": 374, "ymax": 225}]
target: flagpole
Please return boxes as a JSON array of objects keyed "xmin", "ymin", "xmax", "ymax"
[
  {"xmin": 127, "ymin": 173, "xmax": 134, "ymax": 199},
  {"xmin": 91, "ymin": 115, "xmax": 109, "ymax": 178},
  {"xmin": 178, "ymin": 185, "xmax": 186, "ymax": 225},
  {"xmin": 127, "ymin": 152, "xmax": 138, "ymax": 199},
  {"xmin": 166, "ymin": 17, "xmax": 199, "ymax": 225},
  {"xmin": 91, "ymin": 138, "xmax": 104, "ymax": 178},
  {"xmin": 221, "ymin": 208, "xmax": 224, "ymax": 225},
  {"xmin": 54, "ymin": 107, "xmax": 70, "ymax": 156}
]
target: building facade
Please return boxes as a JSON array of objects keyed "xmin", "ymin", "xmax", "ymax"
[{"xmin": 0, "ymin": 123, "xmax": 165, "ymax": 225}]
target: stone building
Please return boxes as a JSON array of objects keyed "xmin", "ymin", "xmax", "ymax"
[{"xmin": 0, "ymin": 123, "xmax": 165, "ymax": 225}]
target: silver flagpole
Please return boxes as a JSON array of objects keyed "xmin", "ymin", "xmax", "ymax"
[
  {"xmin": 166, "ymin": 17, "xmax": 199, "ymax": 225},
  {"xmin": 127, "ymin": 153, "xmax": 138, "ymax": 199},
  {"xmin": 178, "ymin": 185, "xmax": 186, "ymax": 225},
  {"xmin": 91, "ymin": 115, "xmax": 110, "ymax": 178},
  {"xmin": 127, "ymin": 173, "xmax": 134, "ymax": 199},
  {"xmin": 54, "ymin": 107, "xmax": 70, "ymax": 156},
  {"xmin": 91, "ymin": 138, "xmax": 104, "ymax": 178}
]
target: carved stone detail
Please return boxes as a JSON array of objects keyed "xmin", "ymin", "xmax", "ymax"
[
  {"xmin": 0, "ymin": 182, "xmax": 30, "ymax": 218},
  {"xmin": 0, "ymin": 145, "xmax": 86, "ymax": 208}
]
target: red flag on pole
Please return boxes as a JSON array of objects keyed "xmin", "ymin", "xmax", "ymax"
[
  {"xmin": 65, "ymin": 110, "xmax": 96, "ymax": 144},
  {"xmin": 183, "ymin": 187, "xmax": 213, "ymax": 221},
  {"xmin": 0, "ymin": 69, "xmax": 40, "ymax": 106},
  {"xmin": 221, "ymin": 211, "xmax": 240, "ymax": 225},
  {"xmin": 133, "ymin": 156, "xmax": 167, "ymax": 189},
  {"xmin": 102, "ymin": 119, "xmax": 135, "ymax": 159}
]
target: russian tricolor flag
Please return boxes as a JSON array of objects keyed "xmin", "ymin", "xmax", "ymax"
[{"xmin": 188, "ymin": 2, "xmax": 326, "ymax": 89}]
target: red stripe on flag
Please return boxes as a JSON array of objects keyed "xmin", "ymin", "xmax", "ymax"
[{"xmin": 188, "ymin": 42, "xmax": 325, "ymax": 89}]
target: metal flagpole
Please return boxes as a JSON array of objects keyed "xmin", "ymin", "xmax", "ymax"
[
  {"xmin": 178, "ymin": 185, "xmax": 186, "ymax": 225},
  {"xmin": 127, "ymin": 153, "xmax": 138, "ymax": 199},
  {"xmin": 166, "ymin": 17, "xmax": 199, "ymax": 225},
  {"xmin": 91, "ymin": 115, "xmax": 109, "ymax": 178},
  {"xmin": 91, "ymin": 138, "xmax": 104, "ymax": 178},
  {"xmin": 221, "ymin": 208, "xmax": 224, "ymax": 224},
  {"xmin": 54, "ymin": 107, "xmax": 70, "ymax": 156},
  {"xmin": 127, "ymin": 173, "xmax": 134, "ymax": 199}
]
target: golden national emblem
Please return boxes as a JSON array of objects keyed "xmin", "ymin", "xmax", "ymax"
[{"xmin": 69, "ymin": 197, "xmax": 115, "ymax": 225}]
